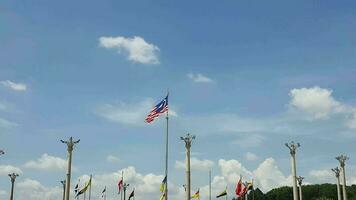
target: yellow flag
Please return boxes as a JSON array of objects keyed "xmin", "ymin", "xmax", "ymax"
[
  {"xmin": 160, "ymin": 193, "xmax": 166, "ymax": 200},
  {"xmin": 76, "ymin": 176, "xmax": 92, "ymax": 197},
  {"xmin": 191, "ymin": 189, "xmax": 200, "ymax": 199}
]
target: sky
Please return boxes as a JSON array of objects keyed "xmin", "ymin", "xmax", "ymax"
[{"xmin": 1, "ymin": 0, "xmax": 356, "ymax": 199}]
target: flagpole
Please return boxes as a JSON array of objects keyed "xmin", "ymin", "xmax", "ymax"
[
  {"xmin": 89, "ymin": 175, "xmax": 92, "ymax": 200},
  {"xmin": 104, "ymin": 186, "xmax": 106, "ymax": 200},
  {"xmin": 165, "ymin": 91, "xmax": 169, "ymax": 200},
  {"xmin": 209, "ymin": 171, "xmax": 211, "ymax": 200},
  {"xmin": 121, "ymin": 171, "xmax": 124, "ymax": 200}
]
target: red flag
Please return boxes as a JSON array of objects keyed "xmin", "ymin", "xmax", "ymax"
[
  {"xmin": 235, "ymin": 177, "xmax": 246, "ymax": 197},
  {"xmin": 235, "ymin": 178, "xmax": 242, "ymax": 196},
  {"xmin": 241, "ymin": 182, "xmax": 249, "ymax": 197},
  {"xmin": 118, "ymin": 179, "xmax": 123, "ymax": 193}
]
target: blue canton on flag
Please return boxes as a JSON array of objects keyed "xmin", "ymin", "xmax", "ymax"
[{"xmin": 145, "ymin": 95, "xmax": 168, "ymax": 123}]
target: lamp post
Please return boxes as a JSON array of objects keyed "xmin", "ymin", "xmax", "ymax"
[
  {"xmin": 296, "ymin": 176, "xmax": 304, "ymax": 200},
  {"xmin": 60, "ymin": 180, "xmax": 66, "ymax": 200},
  {"xmin": 9, "ymin": 173, "xmax": 19, "ymax": 200},
  {"xmin": 181, "ymin": 133, "xmax": 195, "ymax": 200},
  {"xmin": 336, "ymin": 155, "xmax": 349, "ymax": 200},
  {"xmin": 285, "ymin": 141, "xmax": 300, "ymax": 200},
  {"xmin": 332, "ymin": 167, "xmax": 342, "ymax": 200},
  {"xmin": 61, "ymin": 137, "xmax": 80, "ymax": 200}
]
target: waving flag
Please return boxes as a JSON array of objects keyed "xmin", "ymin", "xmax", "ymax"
[
  {"xmin": 160, "ymin": 176, "xmax": 167, "ymax": 192},
  {"xmin": 216, "ymin": 189, "xmax": 227, "ymax": 198},
  {"xmin": 76, "ymin": 177, "xmax": 92, "ymax": 197},
  {"xmin": 145, "ymin": 94, "xmax": 168, "ymax": 123},
  {"xmin": 128, "ymin": 190, "xmax": 135, "ymax": 200},
  {"xmin": 191, "ymin": 189, "xmax": 200, "ymax": 199},
  {"xmin": 118, "ymin": 179, "xmax": 123, "ymax": 194},
  {"xmin": 235, "ymin": 177, "xmax": 243, "ymax": 196},
  {"xmin": 74, "ymin": 180, "xmax": 79, "ymax": 195},
  {"xmin": 102, "ymin": 186, "xmax": 106, "ymax": 198}
]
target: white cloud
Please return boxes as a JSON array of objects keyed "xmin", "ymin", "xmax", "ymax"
[
  {"xmin": 1, "ymin": 80, "xmax": 27, "ymax": 91},
  {"xmin": 175, "ymin": 157, "xmax": 214, "ymax": 171},
  {"xmin": 95, "ymin": 98, "xmax": 177, "ymax": 126},
  {"xmin": 289, "ymin": 87, "xmax": 341, "ymax": 119},
  {"xmin": 245, "ymin": 152, "xmax": 258, "ymax": 161},
  {"xmin": 252, "ymin": 158, "xmax": 291, "ymax": 191},
  {"xmin": 309, "ymin": 169, "xmax": 334, "ymax": 183},
  {"xmin": 106, "ymin": 155, "xmax": 120, "ymax": 163},
  {"xmin": 99, "ymin": 36, "xmax": 160, "ymax": 64},
  {"xmin": 0, "ymin": 117, "xmax": 18, "ymax": 128},
  {"xmin": 24, "ymin": 154, "xmax": 67, "ymax": 171},
  {"xmin": 16, "ymin": 178, "xmax": 62, "ymax": 200},
  {"xmin": 187, "ymin": 73, "xmax": 213, "ymax": 83},
  {"xmin": 76, "ymin": 166, "xmax": 184, "ymax": 200},
  {"xmin": 218, "ymin": 159, "xmax": 253, "ymax": 184},
  {"xmin": 95, "ymin": 99, "xmax": 154, "ymax": 126},
  {"xmin": 289, "ymin": 86, "xmax": 356, "ymax": 130},
  {"xmin": 0, "ymin": 165, "xmax": 23, "ymax": 175}
]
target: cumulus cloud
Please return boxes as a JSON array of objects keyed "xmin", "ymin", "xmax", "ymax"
[
  {"xmin": 76, "ymin": 166, "xmax": 184, "ymax": 200},
  {"xmin": 24, "ymin": 154, "xmax": 67, "ymax": 171},
  {"xmin": 175, "ymin": 157, "xmax": 214, "ymax": 171},
  {"xmin": 95, "ymin": 98, "xmax": 177, "ymax": 126},
  {"xmin": 0, "ymin": 165, "xmax": 23, "ymax": 175},
  {"xmin": 187, "ymin": 73, "xmax": 214, "ymax": 83},
  {"xmin": 309, "ymin": 169, "xmax": 334, "ymax": 183},
  {"xmin": 106, "ymin": 155, "xmax": 120, "ymax": 163},
  {"xmin": 289, "ymin": 86, "xmax": 341, "ymax": 119},
  {"xmin": 99, "ymin": 36, "xmax": 160, "ymax": 64},
  {"xmin": 16, "ymin": 178, "xmax": 62, "ymax": 200},
  {"xmin": 1, "ymin": 80, "xmax": 27, "ymax": 91},
  {"xmin": 245, "ymin": 152, "xmax": 258, "ymax": 161},
  {"xmin": 289, "ymin": 86, "xmax": 356, "ymax": 129},
  {"xmin": 253, "ymin": 158, "xmax": 291, "ymax": 191}
]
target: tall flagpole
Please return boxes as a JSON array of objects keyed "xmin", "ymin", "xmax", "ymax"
[
  {"xmin": 209, "ymin": 171, "xmax": 211, "ymax": 200},
  {"xmin": 89, "ymin": 174, "xmax": 92, "ymax": 200},
  {"xmin": 165, "ymin": 91, "xmax": 169, "ymax": 200},
  {"xmin": 121, "ymin": 171, "xmax": 124, "ymax": 200}
]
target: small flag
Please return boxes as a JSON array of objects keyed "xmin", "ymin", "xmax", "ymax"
[
  {"xmin": 191, "ymin": 189, "xmax": 200, "ymax": 199},
  {"xmin": 160, "ymin": 193, "xmax": 166, "ymax": 200},
  {"xmin": 102, "ymin": 186, "xmax": 106, "ymax": 198},
  {"xmin": 241, "ymin": 181, "xmax": 253, "ymax": 196},
  {"xmin": 76, "ymin": 176, "xmax": 92, "ymax": 197},
  {"xmin": 74, "ymin": 181, "xmax": 79, "ymax": 194},
  {"xmin": 235, "ymin": 176, "xmax": 243, "ymax": 196},
  {"xmin": 128, "ymin": 190, "xmax": 135, "ymax": 200},
  {"xmin": 160, "ymin": 176, "xmax": 167, "ymax": 192},
  {"xmin": 118, "ymin": 179, "xmax": 123, "ymax": 194},
  {"xmin": 145, "ymin": 94, "xmax": 168, "ymax": 123},
  {"xmin": 216, "ymin": 189, "xmax": 227, "ymax": 198}
]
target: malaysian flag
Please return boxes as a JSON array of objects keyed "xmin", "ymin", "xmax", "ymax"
[{"xmin": 145, "ymin": 94, "xmax": 168, "ymax": 123}]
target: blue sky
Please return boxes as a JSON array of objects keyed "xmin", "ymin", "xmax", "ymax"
[{"xmin": 1, "ymin": 0, "xmax": 356, "ymax": 199}]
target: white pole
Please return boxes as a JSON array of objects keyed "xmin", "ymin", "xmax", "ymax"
[
  {"xmin": 181, "ymin": 134, "xmax": 195, "ymax": 200},
  {"xmin": 61, "ymin": 137, "xmax": 80, "ymax": 200},
  {"xmin": 209, "ymin": 171, "xmax": 211, "ymax": 200},
  {"xmin": 332, "ymin": 167, "xmax": 342, "ymax": 200},
  {"xmin": 336, "ymin": 155, "xmax": 349, "ymax": 200},
  {"xmin": 285, "ymin": 142, "xmax": 300, "ymax": 200}
]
